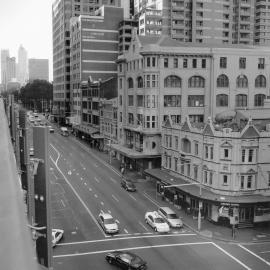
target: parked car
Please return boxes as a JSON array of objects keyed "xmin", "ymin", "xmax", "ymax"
[
  {"xmin": 29, "ymin": 147, "xmax": 34, "ymax": 156},
  {"xmin": 48, "ymin": 126, "xmax": 54, "ymax": 133},
  {"xmin": 145, "ymin": 211, "xmax": 170, "ymax": 233},
  {"xmin": 121, "ymin": 178, "xmax": 136, "ymax": 192},
  {"xmin": 106, "ymin": 251, "xmax": 147, "ymax": 270},
  {"xmin": 52, "ymin": 228, "xmax": 64, "ymax": 247},
  {"xmin": 98, "ymin": 211, "xmax": 119, "ymax": 234},
  {"xmin": 158, "ymin": 207, "xmax": 183, "ymax": 228}
]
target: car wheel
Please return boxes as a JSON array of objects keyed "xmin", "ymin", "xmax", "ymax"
[
  {"xmin": 154, "ymin": 227, "xmax": 157, "ymax": 232},
  {"xmin": 108, "ymin": 257, "xmax": 113, "ymax": 264},
  {"xmin": 145, "ymin": 219, "xmax": 148, "ymax": 224},
  {"xmin": 126, "ymin": 187, "xmax": 128, "ymax": 191}
]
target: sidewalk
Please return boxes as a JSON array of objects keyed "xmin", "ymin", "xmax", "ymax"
[{"xmin": 72, "ymin": 136, "xmax": 270, "ymax": 244}]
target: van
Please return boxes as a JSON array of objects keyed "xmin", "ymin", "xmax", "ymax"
[
  {"xmin": 60, "ymin": 127, "xmax": 69, "ymax": 136},
  {"xmin": 158, "ymin": 207, "xmax": 183, "ymax": 228}
]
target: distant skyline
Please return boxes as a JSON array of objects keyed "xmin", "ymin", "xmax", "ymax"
[{"xmin": 0, "ymin": 0, "xmax": 53, "ymax": 81}]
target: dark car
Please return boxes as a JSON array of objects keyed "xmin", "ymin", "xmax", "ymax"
[
  {"xmin": 106, "ymin": 251, "xmax": 147, "ymax": 270},
  {"xmin": 121, "ymin": 178, "xmax": 136, "ymax": 192}
]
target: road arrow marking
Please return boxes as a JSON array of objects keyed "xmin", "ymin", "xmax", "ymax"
[{"xmin": 68, "ymin": 170, "xmax": 72, "ymax": 175}]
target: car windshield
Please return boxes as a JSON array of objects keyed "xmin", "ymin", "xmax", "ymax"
[
  {"xmin": 154, "ymin": 217, "xmax": 165, "ymax": 223},
  {"xmin": 167, "ymin": 213, "xmax": 178, "ymax": 219},
  {"xmin": 104, "ymin": 218, "xmax": 115, "ymax": 225}
]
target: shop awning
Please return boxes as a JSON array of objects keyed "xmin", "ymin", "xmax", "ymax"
[
  {"xmin": 144, "ymin": 168, "xmax": 270, "ymax": 204},
  {"xmin": 91, "ymin": 133, "xmax": 104, "ymax": 139},
  {"xmin": 111, "ymin": 143, "xmax": 161, "ymax": 159},
  {"xmin": 73, "ymin": 124, "xmax": 99, "ymax": 135}
]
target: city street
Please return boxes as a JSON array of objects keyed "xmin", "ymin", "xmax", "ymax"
[{"xmin": 46, "ymin": 129, "xmax": 270, "ymax": 270}]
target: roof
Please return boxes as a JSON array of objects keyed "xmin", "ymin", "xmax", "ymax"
[
  {"xmin": 102, "ymin": 213, "xmax": 113, "ymax": 219},
  {"xmin": 145, "ymin": 168, "xmax": 270, "ymax": 204}
]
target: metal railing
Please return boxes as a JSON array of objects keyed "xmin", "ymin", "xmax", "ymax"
[{"xmin": 0, "ymin": 98, "xmax": 39, "ymax": 270}]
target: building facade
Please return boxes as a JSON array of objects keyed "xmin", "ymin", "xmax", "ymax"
[
  {"xmin": 52, "ymin": 0, "xmax": 125, "ymax": 125},
  {"xmin": 1, "ymin": 49, "xmax": 9, "ymax": 90},
  {"xmin": 28, "ymin": 58, "xmax": 49, "ymax": 81},
  {"xmin": 113, "ymin": 33, "xmax": 270, "ymax": 174},
  {"xmin": 6, "ymin": 57, "xmax": 16, "ymax": 84},
  {"xmin": 17, "ymin": 45, "xmax": 28, "ymax": 86},
  {"xmin": 145, "ymin": 116, "xmax": 270, "ymax": 226}
]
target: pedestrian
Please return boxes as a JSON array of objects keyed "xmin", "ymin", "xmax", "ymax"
[{"xmin": 121, "ymin": 166, "xmax": 125, "ymax": 175}]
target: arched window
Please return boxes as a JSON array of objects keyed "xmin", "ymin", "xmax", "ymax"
[
  {"xmin": 164, "ymin": 75, "xmax": 181, "ymax": 88},
  {"xmin": 128, "ymin": 77, "xmax": 134, "ymax": 89},
  {"xmin": 181, "ymin": 138, "xmax": 191, "ymax": 153},
  {"xmin": 216, "ymin": 94, "xmax": 228, "ymax": 107},
  {"xmin": 137, "ymin": 76, "xmax": 143, "ymax": 88},
  {"xmin": 255, "ymin": 75, "xmax": 266, "ymax": 88},
  {"xmin": 217, "ymin": 74, "xmax": 229, "ymax": 87},
  {"xmin": 236, "ymin": 75, "xmax": 248, "ymax": 88},
  {"xmin": 254, "ymin": 94, "xmax": 265, "ymax": 107},
  {"xmin": 188, "ymin": 76, "xmax": 205, "ymax": 88},
  {"xmin": 235, "ymin": 94, "xmax": 247, "ymax": 107}
]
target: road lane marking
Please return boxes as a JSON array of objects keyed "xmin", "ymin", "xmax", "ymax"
[
  {"xmin": 108, "ymin": 210, "xmax": 111, "ymax": 214},
  {"xmin": 115, "ymin": 219, "xmax": 120, "ymax": 224},
  {"xmin": 61, "ymin": 199, "xmax": 66, "ymax": 207},
  {"xmin": 80, "ymin": 177, "xmax": 83, "ymax": 181},
  {"xmin": 51, "ymin": 233, "xmax": 197, "ymax": 246},
  {"xmin": 260, "ymin": 251, "xmax": 270, "ymax": 254},
  {"xmin": 54, "ymin": 241, "xmax": 212, "ymax": 258},
  {"xmin": 128, "ymin": 193, "xmax": 137, "ymax": 201},
  {"xmin": 94, "ymin": 177, "xmax": 100, "ymax": 183},
  {"xmin": 112, "ymin": 194, "xmax": 119, "ymax": 202},
  {"xmin": 212, "ymin": 243, "xmax": 252, "ymax": 270},
  {"xmin": 89, "ymin": 188, "xmax": 92, "ymax": 192},
  {"xmin": 94, "ymin": 194, "xmax": 98, "ymax": 198},
  {"xmin": 143, "ymin": 192, "xmax": 160, "ymax": 207},
  {"xmin": 238, "ymin": 244, "xmax": 270, "ymax": 266},
  {"xmin": 101, "ymin": 201, "xmax": 104, "ymax": 206},
  {"xmin": 76, "ymin": 172, "xmax": 79, "ymax": 176},
  {"xmin": 84, "ymin": 182, "xmax": 87, "ymax": 186},
  {"xmin": 49, "ymin": 144, "xmax": 107, "ymax": 237},
  {"xmin": 124, "ymin": 229, "xmax": 128, "ymax": 234},
  {"xmin": 109, "ymin": 177, "xmax": 117, "ymax": 184},
  {"xmin": 139, "ymin": 221, "xmax": 148, "ymax": 232}
]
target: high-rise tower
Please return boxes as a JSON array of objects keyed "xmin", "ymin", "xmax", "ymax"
[
  {"xmin": 17, "ymin": 45, "xmax": 28, "ymax": 86},
  {"xmin": 1, "ymin": 49, "xmax": 10, "ymax": 90}
]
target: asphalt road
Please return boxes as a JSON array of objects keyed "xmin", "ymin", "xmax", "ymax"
[{"xmin": 27, "ymin": 115, "xmax": 270, "ymax": 270}]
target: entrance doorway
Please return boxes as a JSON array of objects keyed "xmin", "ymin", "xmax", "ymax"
[{"xmin": 239, "ymin": 207, "xmax": 253, "ymax": 222}]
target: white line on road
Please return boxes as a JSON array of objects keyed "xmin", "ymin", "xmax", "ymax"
[
  {"xmin": 124, "ymin": 229, "xmax": 128, "ymax": 234},
  {"xmin": 94, "ymin": 177, "xmax": 100, "ymax": 183},
  {"xmin": 88, "ymin": 188, "xmax": 92, "ymax": 192},
  {"xmin": 109, "ymin": 177, "xmax": 117, "ymax": 184},
  {"xmin": 54, "ymin": 241, "xmax": 212, "ymax": 258},
  {"xmin": 49, "ymin": 144, "xmax": 106, "ymax": 237},
  {"xmin": 94, "ymin": 194, "xmax": 98, "ymax": 198},
  {"xmin": 212, "ymin": 243, "xmax": 252, "ymax": 270},
  {"xmin": 115, "ymin": 219, "xmax": 120, "ymax": 224},
  {"xmin": 101, "ymin": 201, "xmax": 104, "ymax": 206},
  {"xmin": 139, "ymin": 221, "xmax": 148, "ymax": 232},
  {"xmin": 80, "ymin": 177, "xmax": 83, "ymax": 181},
  {"xmin": 84, "ymin": 182, "xmax": 87, "ymax": 186},
  {"xmin": 57, "ymin": 233, "xmax": 197, "ymax": 246},
  {"xmin": 143, "ymin": 192, "xmax": 160, "ymax": 207},
  {"xmin": 260, "ymin": 251, "xmax": 270, "ymax": 254},
  {"xmin": 61, "ymin": 199, "xmax": 66, "ymax": 207},
  {"xmin": 238, "ymin": 244, "xmax": 270, "ymax": 266},
  {"xmin": 112, "ymin": 194, "xmax": 119, "ymax": 202},
  {"xmin": 108, "ymin": 210, "xmax": 111, "ymax": 214},
  {"xmin": 128, "ymin": 193, "xmax": 137, "ymax": 201}
]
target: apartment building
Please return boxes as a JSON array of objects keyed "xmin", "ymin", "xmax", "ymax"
[
  {"xmin": 145, "ymin": 116, "xmax": 270, "ymax": 226},
  {"xmin": 113, "ymin": 32, "xmax": 270, "ymax": 174},
  {"xmin": 1, "ymin": 49, "xmax": 9, "ymax": 90},
  {"xmin": 52, "ymin": 0, "xmax": 123, "ymax": 124}
]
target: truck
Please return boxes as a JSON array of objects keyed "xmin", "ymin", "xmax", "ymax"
[{"xmin": 60, "ymin": 127, "xmax": 69, "ymax": 137}]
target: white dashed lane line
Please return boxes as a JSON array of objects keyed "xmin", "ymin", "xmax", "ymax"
[
  {"xmin": 124, "ymin": 229, "xmax": 128, "ymax": 234},
  {"xmin": 89, "ymin": 188, "xmax": 92, "ymax": 192},
  {"xmin": 94, "ymin": 177, "xmax": 100, "ymax": 183},
  {"xmin": 101, "ymin": 201, "xmax": 104, "ymax": 206},
  {"xmin": 128, "ymin": 193, "xmax": 137, "ymax": 201},
  {"xmin": 84, "ymin": 182, "xmax": 87, "ymax": 186},
  {"xmin": 109, "ymin": 177, "xmax": 117, "ymax": 184},
  {"xmin": 139, "ymin": 221, "xmax": 149, "ymax": 232},
  {"xmin": 112, "ymin": 194, "xmax": 119, "ymax": 202},
  {"xmin": 94, "ymin": 194, "xmax": 98, "ymax": 198}
]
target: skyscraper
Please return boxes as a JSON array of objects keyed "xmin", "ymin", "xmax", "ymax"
[
  {"xmin": 6, "ymin": 57, "xmax": 16, "ymax": 84},
  {"xmin": 1, "ymin": 49, "xmax": 10, "ymax": 90},
  {"xmin": 28, "ymin": 58, "xmax": 49, "ymax": 81},
  {"xmin": 17, "ymin": 45, "xmax": 28, "ymax": 86},
  {"xmin": 52, "ymin": 0, "xmax": 124, "ymax": 124}
]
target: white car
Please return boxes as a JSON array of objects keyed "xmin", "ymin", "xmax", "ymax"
[
  {"xmin": 48, "ymin": 126, "xmax": 54, "ymax": 133},
  {"xmin": 98, "ymin": 211, "xmax": 119, "ymax": 234},
  {"xmin": 145, "ymin": 211, "xmax": 170, "ymax": 233},
  {"xmin": 158, "ymin": 207, "xmax": 183, "ymax": 228},
  {"xmin": 29, "ymin": 147, "xmax": 34, "ymax": 156},
  {"xmin": 52, "ymin": 228, "xmax": 64, "ymax": 247}
]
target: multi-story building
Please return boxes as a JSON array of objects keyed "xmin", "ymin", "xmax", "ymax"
[
  {"xmin": 17, "ymin": 45, "xmax": 28, "ymax": 86},
  {"xmin": 113, "ymin": 32, "xmax": 270, "ymax": 174},
  {"xmin": 52, "ymin": 0, "xmax": 124, "ymax": 125},
  {"xmin": 70, "ymin": 5, "xmax": 124, "ymax": 125},
  {"xmin": 28, "ymin": 58, "xmax": 49, "ymax": 81},
  {"xmin": 6, "ymin": 57, "xmax": 16, "ymax": 83},
  {"xmin": 144, "ymin": 116, "xmax": 270, "ymax": 226},
  {"xmin": 1, "ymin": 49, "xmax": 9, "ymax": 90}
]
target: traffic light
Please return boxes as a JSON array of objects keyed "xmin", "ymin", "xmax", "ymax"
[{"xmin": 229, "ymin": 207, "xmax": 233, "ymax": 217}]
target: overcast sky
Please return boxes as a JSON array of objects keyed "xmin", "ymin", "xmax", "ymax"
[{"xmin": 0, "ymin": 0, "xmax": 53, "ymax": 81}]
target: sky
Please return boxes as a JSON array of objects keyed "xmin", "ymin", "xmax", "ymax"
[{"xmin": 0, "ymin": 0, "xmax": 54, "ymax": 81}]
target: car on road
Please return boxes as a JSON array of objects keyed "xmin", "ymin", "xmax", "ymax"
[
  {"xmin": 52, "ymin": 229, "xmax": 64, "ymax": 247},
  {"xmin": 158, "ymin": 207, "xmax": 183, "ymax": 228},
  {"xmin": 105, "ymin": 251, "xmax": 147, "ymax": 270},
  {"xmin": 29, "ymin": 147, "xmax": 34, "ymax": 156},
  {"xmin": 121, "ymin": 178, "xmax": 136, "ymax": 192},
  {"xmin": 145, "ymin": 211, "xmax": 170, "ymax": 233},
  {"xmin": 29, "ymin": 117, "xmax": 35, "ymax": 123},
  {"xmin": 98, "ymin": 211, "xmax": 119, "ymax": 234},
  {"xmin": 48, "ymin": 126, "xmax": 54, "ymax": 133}
]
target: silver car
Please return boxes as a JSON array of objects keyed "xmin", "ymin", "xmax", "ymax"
[{"xmin": 158, "ymin": 207, "xmax": 183, "ymax": 228}]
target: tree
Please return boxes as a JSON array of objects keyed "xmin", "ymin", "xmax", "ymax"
[{"xmin": 19, "ymin": 80, "xmax": 53, "ymax": 112}]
